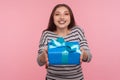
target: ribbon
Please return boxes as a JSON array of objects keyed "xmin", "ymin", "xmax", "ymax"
[{"xmin": 48, "ymin": 37, "xmax": 81, "ymax": 64}]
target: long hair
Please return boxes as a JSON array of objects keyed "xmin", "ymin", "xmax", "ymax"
[{"xmin": 45, "ymin": 4, "xmax": 76, "ymax": 32}]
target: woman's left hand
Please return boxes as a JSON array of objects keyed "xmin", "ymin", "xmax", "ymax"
[{"xmin": 80, "ymin": 47, "xmax": 88, "ymax": 64}]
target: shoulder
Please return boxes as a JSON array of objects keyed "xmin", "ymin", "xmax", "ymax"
[
  {"xmin": 41, "ymin": 30, "xmax": 55, "ymax": 37},
  {"xmin": 40, "ymin": 30, "xmax": 58, "ymax": 41},
  {"xmin": 71, "ymin": 25, "xmax": 84, "ymax": 34}
]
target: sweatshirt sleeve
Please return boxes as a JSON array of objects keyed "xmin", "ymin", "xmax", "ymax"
[
  {"xmin": 76, "ymin": 26, "xmax": 92, "ymax": 62},
  {"xmin": 37, "ymin": 31, "xmax": 48, "ymax": 66}
]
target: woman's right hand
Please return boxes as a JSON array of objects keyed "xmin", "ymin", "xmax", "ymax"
[
  {"xmin": 43, "ymin": 48, "xmax": 49, "ymax": 68},
  {"xmin": 40, "ymin": 47, "xmax": 48, "ymax": 68}
]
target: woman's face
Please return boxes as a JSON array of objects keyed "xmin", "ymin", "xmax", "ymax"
[{"xmin": 53, "ymin": 6, "xmax": 71, "ymax": 29}]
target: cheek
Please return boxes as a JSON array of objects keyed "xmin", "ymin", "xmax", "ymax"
[
  {"xmin": 53, "ymin": 16, "xmax": 59, "ymax": 22},
  {"xmin": 67, "ymin": 16, "xmax": 71, "ymax": 23},
  {"xmin": 53, "ymin": 17, "xmax": 58, "ymax": 25},
  {"xmin": 66, "ymin": 16, "xmax": 70, "ymax": 20}
]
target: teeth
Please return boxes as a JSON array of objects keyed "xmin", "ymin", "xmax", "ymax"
[{"xmin": 58, "ymin": 21, "xmax": 66, "ymax": 24}]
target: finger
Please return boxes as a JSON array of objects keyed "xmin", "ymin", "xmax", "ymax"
[
  {"xmin": 44, "ymin": 52, "xmax": 48, "ymax": 62},
  {"xmin": 44, "ymin": 46, "xmax": 48, "ymax": 52},
  {"xmin": 44, "ymin": 51, "xmax": 49, "ymax": 69},
  {"xmin": 45, "ymin": 58, "xmax": 49, "ymax": 69},
  {"xmin": 80, "ymin": 53, "xmax": 83, "ymax": 64},
  {"xmin": 80, "ymin": 47, "xmax": 84, "ymax": 51},
  {"xmin": 45, "ymin": 64, "xmax": 48, "ymax": 69}
]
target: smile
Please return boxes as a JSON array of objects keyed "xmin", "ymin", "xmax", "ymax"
[{"xmin": 58, "ymin": 20, "xmax": 66, "ymax": 24}]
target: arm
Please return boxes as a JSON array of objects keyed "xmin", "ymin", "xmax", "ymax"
[
  {"xmin": 37, "ymin": 31, "xmax": 48, "ymax": 66},
  {"xmin": 77, "ymin": 26, "xmax": 92, "ymax": 62}
]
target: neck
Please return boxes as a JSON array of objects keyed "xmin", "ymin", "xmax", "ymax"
[{"xmin": 55, "ymin": 28, "xmax": 69, "ymax": 37}]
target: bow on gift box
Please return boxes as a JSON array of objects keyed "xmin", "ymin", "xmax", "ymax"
[{"xmin": 48, "ymin": 37, "xmax": 81, "ymax": 64}]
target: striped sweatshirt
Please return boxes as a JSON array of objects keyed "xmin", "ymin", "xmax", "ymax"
[{"xmin": 37, "ymin": 26, "xmax": 92, "ymax": 80}]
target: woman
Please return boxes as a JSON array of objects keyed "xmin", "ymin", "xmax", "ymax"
[{"xmin": 37, "ymin": 4, "xmax": 92, "ymax": 80}]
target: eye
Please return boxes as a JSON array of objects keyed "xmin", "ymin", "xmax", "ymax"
[
  {"xmin": 54, "ymin": 13, "xmax": 60, "ymax": 16},
  {"xmin": 64, "ymin": 13, "xmax": 70, "ymax": 15}
]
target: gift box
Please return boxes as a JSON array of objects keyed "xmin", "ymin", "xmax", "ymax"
[{"xmin": 48, "ymin": 37, "xmax": 81, "ymax": 65}]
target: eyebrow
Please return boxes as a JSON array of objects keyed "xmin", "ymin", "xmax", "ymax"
[{"xmin": 54, "ymin": 11, "xmax": 69, "ymax": 13}]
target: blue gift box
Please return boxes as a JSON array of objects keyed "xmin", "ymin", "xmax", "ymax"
[{"xmin": 48, "ymin": 37, "xmax": 81, "ymax": 65}]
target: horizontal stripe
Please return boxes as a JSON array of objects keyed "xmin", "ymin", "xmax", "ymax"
[
  {"xmin": 48, "ymin": 65, "xmax": 81, "ymax": 72},
  {"xmin": 47, "ymin": 73, "xmax": 83, "ymax": 79},
  {"xmin": 48, "ymin": 64, "xmax": 80, "ymax": 68},
  {"xmin": 48, "ymin": 71, "xmax": 82, "ymax": 77}
]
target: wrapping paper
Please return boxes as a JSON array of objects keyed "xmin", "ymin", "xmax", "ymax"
[{"xmin": 48, "ymin": 37, "xmax": 81, "ymax": 65}]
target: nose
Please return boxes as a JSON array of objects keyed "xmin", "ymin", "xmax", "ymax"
[{"xmin": 60, "ymin": 14, "xmax": 64, "ymax": 19}]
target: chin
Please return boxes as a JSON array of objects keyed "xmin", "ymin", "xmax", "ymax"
[
  {"xmin": 57, "ymin": 24, "xmax": 69, "ymax": 28},
  {"xmin": 58, "ymin": 25, "xmax": 68, "ymax": 29}
]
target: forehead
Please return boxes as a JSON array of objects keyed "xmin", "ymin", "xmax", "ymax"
[{"xmin": 55, "ymin": 6, "xmax": 69, "ymax": 12}]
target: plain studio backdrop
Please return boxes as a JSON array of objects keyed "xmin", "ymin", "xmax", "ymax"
[{"xmin": 0, "ymin": 0, "xmax": 120, "ymax": 80}]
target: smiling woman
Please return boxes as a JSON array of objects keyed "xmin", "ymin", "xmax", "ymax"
[
  {"xmin": 53, "ymin": 6, "xmax": 71, "ymax": 37},
  {"xmin": 37, "ymin": 4, "xmax": 92, "ymax": 80}
]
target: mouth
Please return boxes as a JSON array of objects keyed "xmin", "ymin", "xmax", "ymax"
[{"xmin": 58, "ymin": 20, "xmax": 66, "ymax": 25}]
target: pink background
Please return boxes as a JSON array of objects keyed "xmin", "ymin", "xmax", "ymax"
[{"xmin": 0, "ymin": 0, "xmax": 120, "ymax": 80}]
